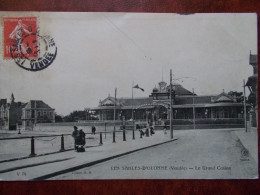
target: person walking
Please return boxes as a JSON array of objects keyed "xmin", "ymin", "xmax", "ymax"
[
  {"xmin": 91, "ymin": 125, "xmax": 96, "ymax": 135},
  {"xmin": 163, "ymin": 123, "xmax": 167, "ymax": 134}
]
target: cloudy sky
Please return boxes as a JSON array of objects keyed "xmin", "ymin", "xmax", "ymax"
[{"xmin": 0, "ymin": 12, "xmax": 257, "ymax": 115}]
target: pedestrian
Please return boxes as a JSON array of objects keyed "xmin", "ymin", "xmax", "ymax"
[
  {"xmin": 74, "ymin": 129, "xmax": 86, "ymax": 152},
  {"xmin": 91, "ymin": 125, "xmax": 96, "ymax": 135},
  {"xmin": 78, "ymin": 129, "xmax": 86, "ymax": 146},
  {"xmin": 72, "ymin": 126, "xmax": 79, "ymax": 150},
  {"xmin": 150, "ymin": 125, "xmax": 155, "ymax": 135},
  {"xmin": 139, "ymin": 129, "xmax": 145, "ymax": 136},
  {"xmin": 163, "ymin": 123, "xmax": 167, "ymax": 134},
  {"xmin": 145, "ymin": 126, "xmax": 149, "ymax": 137}
]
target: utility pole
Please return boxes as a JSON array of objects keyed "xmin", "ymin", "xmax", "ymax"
[
  {"xmin": 114, "ymin": 88, "xmax": 117, "ymax": 132},
  {"xmin": 131, "ymin": 81, "xmax": 134, "ymax": 120},
  {"xmin": 192, "ymin": 88, "xmax": 195, "ymax": 129},
  {"xmin": 170, "ymin": 69, "xmax": 173, "ymax": 139},
  {"xmin": 131, "ymin": 81, "xmax": 135, "ymax": 131},
  {"xmin": 243, "ymin": 80, "xmax": 247, "ymax": 132}
]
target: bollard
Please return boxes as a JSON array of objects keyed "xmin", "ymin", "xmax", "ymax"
[
  {"xmin": 60, "ymin": 134, "xmax": 65, "ymax": 152},
  {"xmin": 99, "ymin": 132, "xmax": 103, "ymax": 145},
  {"xmin": 29, "ymin": 136, "xmax": 36, "ymax": 157},
  {"xmin": 18, "ymin": 128, "xmax": 21, "ymax": 134},
  {"xmin": 113, "ymin": 131, "xmax": 116, "ymax": 143},
  {"xmin": 132, "ymin": 129, "xmax": 135, "ymax": 140},
  {"xmin": 140, "ymin": 130, "xmax": 143, "ymax": 139},
  {"xmin": 123, "ymin": 129, "xmax": 126, "ymax": 141}
]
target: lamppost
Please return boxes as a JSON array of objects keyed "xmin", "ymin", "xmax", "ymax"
[
  {"xmin": 243, "ymin": 79, "xmax": 247, "ymax": 132},
  {"xmin": 170, "ymin": 69, "xmax": 173, "ymax": 139}
]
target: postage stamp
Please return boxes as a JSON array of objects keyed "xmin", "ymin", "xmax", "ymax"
[
  {"xmin": 3, "ymin": 16, "xmax": 57, "ymax": 71},
  {"xmin": 3, "ymin": 17, "xmax": 38, "ymax": 59}
]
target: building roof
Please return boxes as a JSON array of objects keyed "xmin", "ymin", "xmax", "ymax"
[
  {"xmin": 174, "ymin": 95, "xmax": 212, "ymax": 105},
  {"xmin": 118, "ymin": 97, "xmax": 153, "ymax": 107},
  {"xmin": 246, "ymin": 74, "xmax": 257, "ymax": 86},
  {"xmin": 98, "ymin": 96, "xmax": 153, "ymax": 109},
  {"xmin": 171, "ymin": 84, "xmax": 194, "ymax": 96},
  {"xmin": 24, "ymin": 100, "xmax": 54, "ymax": 109},
  {"xmin": 250, "ymin": 53, "xmax": 257, "ymax": 66},
  {"xmin": 0, "ymin": 99, "xmax": 7, "ymax": 107},
  {"xmin": 212, "ymin": 92, "xmax": 234, "ymax": 102}
]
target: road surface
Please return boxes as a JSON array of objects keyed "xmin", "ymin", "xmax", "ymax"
[{"xmin": 52, "ymin": 129, "xmax": 258, "ymax": 179}]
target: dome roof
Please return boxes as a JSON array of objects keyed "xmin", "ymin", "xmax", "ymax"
[{"xmin": 153, "ymin": 86, "xmax": 159, "ymax": 92}]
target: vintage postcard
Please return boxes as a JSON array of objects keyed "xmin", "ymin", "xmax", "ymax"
[{"xmin": 0, "ymin": 12, "xmax": 258, "ymax": 180}]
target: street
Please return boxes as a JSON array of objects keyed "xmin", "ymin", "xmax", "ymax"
[{"xmin": 52, "ymin": 129, "xmax": 258, "ymax": 179}]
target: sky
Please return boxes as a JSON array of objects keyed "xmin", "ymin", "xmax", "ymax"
[{"xmin": 0, "ymin": 12, "xmax": 257, "ymax": 115}]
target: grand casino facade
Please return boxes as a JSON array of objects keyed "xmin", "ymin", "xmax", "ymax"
[{"xmin": 88, "ymin": 80, "xmax": 249, "ymax": 129}]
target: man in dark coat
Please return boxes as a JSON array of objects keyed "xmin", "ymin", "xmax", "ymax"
[
  {"xmin": 72, "ymin": 126, "xmax": 79, "ymax": 150},
  {"xmin": 78, "ymin": 129, "xmax": 86, "ymax": 146},
  {"xmin": 91, "ymin": 125, "xmax": 96, "ymax": 135},
  {"xmin": 150, "ymin": 126, "xmax": 155, "ymax": 135}
]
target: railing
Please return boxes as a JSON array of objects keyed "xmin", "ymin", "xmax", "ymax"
[{"xmin": 0, "ymin": 128, "xmax": 154, "ymax": 163}]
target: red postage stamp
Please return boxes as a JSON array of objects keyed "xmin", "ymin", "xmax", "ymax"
[{"xmin": 3, "ymin": 17, "xmax": 38, "ymax": 59}]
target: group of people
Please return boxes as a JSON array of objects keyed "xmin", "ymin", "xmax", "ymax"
[
  {"xmin": 136, "ymin": 124, "xmax": 155, "ymax": 136},
  {"xmin": 72, "ymin": 125, "xmax": 97, "ymax": 152},
  {"xmin": 72, "ymin": 123, "xmax": 166, "ymax": 152},
  {"xmin": 72, "ymin": 126, "xmax": 86, "ymax": 152}
]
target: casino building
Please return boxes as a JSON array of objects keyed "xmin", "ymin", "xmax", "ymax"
[{"xmin": 88, "ymin": 80, "xmax": 248, "ymax": 129}]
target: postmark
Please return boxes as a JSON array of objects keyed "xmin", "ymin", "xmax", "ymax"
[{"xmin": 3, "ymin": 17, "xmax": 57, "ymax": 71}]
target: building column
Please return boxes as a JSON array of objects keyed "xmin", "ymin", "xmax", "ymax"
[
  {"xmin": 52, "ymin": 111, "xmax": 55, "ymax": 122},
  {"xmin": 167, "ymin": 109, "xmax": 171, "ymax": 120},
  {"xmin": 210, "ymin": 108, "xmax": 214, "ymax": 119}
]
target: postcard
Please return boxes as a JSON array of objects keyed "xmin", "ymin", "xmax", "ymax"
[{"xmin": 0, "ymin": 12, "xmax": 258, "ymax": 180}]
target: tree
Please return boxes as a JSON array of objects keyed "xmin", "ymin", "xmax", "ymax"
[
  {"xmin": 227, "ymin": 91, "xmax": 244, "ymax": 103},
  {"xmin": 63, "ymin": 110, "xmax": 86, "ymax": 122},
  {"xmin": 55, "ymin": 113, "xmax": 63, "ymax": 122}
]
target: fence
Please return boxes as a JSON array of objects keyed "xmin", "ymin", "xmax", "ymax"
[{"xmin": 0, "ymin": 128, "xmax": 155, "ymax": 163}]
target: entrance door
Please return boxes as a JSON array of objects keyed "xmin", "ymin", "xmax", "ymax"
[{"xmin": 158, "ymin": 106, "xmax": 168, "ymax": 119}]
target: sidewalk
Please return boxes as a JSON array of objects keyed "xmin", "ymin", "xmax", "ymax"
[
  {"xmin": 0, "ymin": 131, "xmax": 176, "ymax": 180},
  {"xmin": 232, "ymin": 127, "xmax": 258, "ymax": 164}
]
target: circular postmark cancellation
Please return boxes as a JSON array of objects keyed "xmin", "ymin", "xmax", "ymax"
[
  {"xmin": 3, "ymin": 17, "xmax": 57, "ymax": 71},
  {"xmin": 10, "ymin": 34, "xmax": 57, "ymax": 71}
]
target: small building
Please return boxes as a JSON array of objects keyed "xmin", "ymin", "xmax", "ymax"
[
  {"xmin": 246, "ymin": 52, "xmax": 258, "ymax": 127},
  {"xmin": 22, "ymin": 100, "xmax": 55, "ymax": 130},
  {"xmin": 0, "ymin": 94, "xmax": 26, "ymax": 130}
]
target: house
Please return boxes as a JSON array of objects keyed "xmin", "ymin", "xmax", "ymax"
[
  {"xmin": 0, "ymin": 94, "xmax": 26, "ymax": 130},
  {"xmin": 22, "ymin": 100, "xmax": 55, "ymax": 130}
]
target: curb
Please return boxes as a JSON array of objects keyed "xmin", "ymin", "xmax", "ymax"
[{"xmin": 31, "ymin": 138, "xmax": 178, "ymax": 180}]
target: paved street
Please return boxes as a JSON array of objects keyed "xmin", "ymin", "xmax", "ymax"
[{"xmin": 53, "ymin": 129, "xmax": 258, "ymax": 179}]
